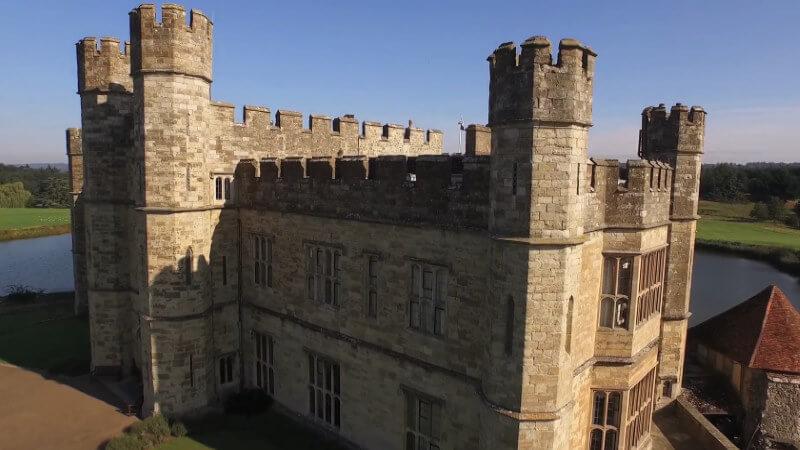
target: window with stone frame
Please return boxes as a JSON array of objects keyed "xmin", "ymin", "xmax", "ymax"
[
  {"xmin": 599, "ymin": 255, "xmax": 633, "ymax": 330},
  {"xmin": 307, "ymin": 352, "xmax": 341, "ymax": 428},
  {"xmin": 212, "ymin": 174, "xmax": 233, "ymax": 203},
  {"xmin": 409, "ymin": 263, "xmax": 448, "ymax": 336},
  {"xmin": 635, "ymin": 247, "xmax": 667, "ymax": 326},
  {"xmin": 254, "ymin": 331, "xmax": 275, "ymax": 396},
  {"xmin": 589, "ymin": 390, "xmax": 622, "ymax": 450},
  {"xmin": 624, "ymin": 367, "xmax": 657, "ymax": 449},
  {"xmin": 218, "ymin": 354, "xmax": 234, "ymax": 385},
  {"xmin": 305, "ymin": 244, "xmax": 342, "ymax": 307},
  {"xmin": 365, "ymin": 254, "xmax": 380, "ymax": 318},
  {"xmin": 404, "ymin": 389, "xmax": 443, "ymax": 450},
  {"xmin": 253, "ymin": 234, "xmax": 272, "ymax": 288}
]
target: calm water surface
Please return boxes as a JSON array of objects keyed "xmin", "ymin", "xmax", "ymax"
[
  {"xmin": 0, "ymin": 233, "xmax": 74, "ymax": 296},
  {"xmin": 1, "ymin": 234, "xmax": 799, "ymax": 324},
  {"xmin": 690, "ymin": 249, "xmax": 800, "ymax": 325}
]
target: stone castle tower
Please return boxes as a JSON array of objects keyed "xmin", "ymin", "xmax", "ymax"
[{"xmin": 68, "ymin": 4, "xmax": 705, "ymax": 449}]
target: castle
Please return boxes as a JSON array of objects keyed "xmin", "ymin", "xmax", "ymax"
[{"xmin": 66, "ymin": 4, "xmax": 705, "ymax": 449}]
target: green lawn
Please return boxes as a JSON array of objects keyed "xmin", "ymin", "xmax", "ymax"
[
  {"xmin": 0, "ymin": 207, "xmax": 71, "ymax": 240},
  {"xmin": 0, "ymin": 207, "xmax": 70, "ymax": 230},
  {"xmin": 697, "ymin": 201, "xmax": 800, "ymax": 251},
  {"xmin": 157, "ymin": 410, "xmax": 346, "ymax": 450},
  {"xmin": 0, "ymin": 301, "xmax": 90, "ymax": 374}
]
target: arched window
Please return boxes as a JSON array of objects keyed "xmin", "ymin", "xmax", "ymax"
[
  {"xmin": 215, "ymin": 177, "xmax": 223, "ymax": 200},
  {"xmin": 599, "ymin": 256, "xmax": 632, "ymax": 330},
  {"xmin": 224, "ymin": 178, "xmax": 231, "ymax": 200},
  {"xmin": 590, "ymin": 390, "xmax": 621, "ymax": 450},
  {"xmin": 185, "ymin": 247, "xmax": 193, "ymax": 285},
  {"xmin": 504, "ymin": 296, "xmax": 514, "ymax": 356}
]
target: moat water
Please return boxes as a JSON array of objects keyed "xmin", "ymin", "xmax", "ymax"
[{"xmin": 1, "ymin": 233, "xmax": 799, "ymax": 325}]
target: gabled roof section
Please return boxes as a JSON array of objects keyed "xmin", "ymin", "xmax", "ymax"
[{"xmin": 690, "ymin": 285, "xmax": 800, "ymax": 374}]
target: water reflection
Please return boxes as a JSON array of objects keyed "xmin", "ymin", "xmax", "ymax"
[{"xmin": 0, "ymin": 234, "xmax": 73, "ymax": 296}]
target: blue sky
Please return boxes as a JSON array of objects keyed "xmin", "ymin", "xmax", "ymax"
[{"xmin": 0, "ymin": 0, "xmax": 798, "ymax": 164}]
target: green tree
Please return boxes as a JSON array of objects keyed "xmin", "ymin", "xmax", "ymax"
[
  {"xmin": 30, "ymin": 177, "xmax": 71, "ymax": 208},
  {"xmin": 0, "ymin": 182, "xmax": 32, "ymax": 207},
  {"xmin": 766, "ymin": 196, "xmax": 787, "ymax": 221},
  {"xmin": 750, "ymin": 202, "xmax": 770, "ymax": 221}
]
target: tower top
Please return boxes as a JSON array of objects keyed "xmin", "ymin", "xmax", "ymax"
[
  {"xmin": 129, "ymin": 3, "xmax": 213, "ymax": 82},
  {"xmin": 487, "ymin": 36, "xmax": 596, "ymax": 127}
]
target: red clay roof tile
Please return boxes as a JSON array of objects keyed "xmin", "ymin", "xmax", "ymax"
[{"xmin": 689, "ymin": 285, "xmax": 800, "ymax": 374}]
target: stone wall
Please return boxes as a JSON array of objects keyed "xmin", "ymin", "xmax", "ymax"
[{"xmin": 68, "ymin": 4, "xmax": 706, "ymax": 448}]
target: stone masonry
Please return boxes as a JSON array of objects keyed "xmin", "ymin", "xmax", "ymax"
[{"xmin": 68, "ymin": 4, "xmax": 705, "ymax": 449}]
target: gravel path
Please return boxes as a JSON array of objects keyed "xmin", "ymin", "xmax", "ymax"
[{"xmin": 0, "ymin": 364, "xmax": 137, "ymax": 450}]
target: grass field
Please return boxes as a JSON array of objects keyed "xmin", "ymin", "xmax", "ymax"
[
  {"xmin": 0, "ymin": 299, "xmax": 89, "ymax": 374},
  {"xmin": 156, "ymin": 410, "xmax": 346, "ymax": 450},
  {"xmin": 697, "ymin": 200, "xmax": 800, "ymax": 251},
  {"xmin": 0, "ymin": 207, "xmax": 71, "ymax": 240}
]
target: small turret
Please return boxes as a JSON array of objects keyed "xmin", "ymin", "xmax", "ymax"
[
  {"xmin": 129, "ymin": 3, "xmax": 213, "ymax": 82},
  {"xmin": 487, "ymin": 36, "xmax": 596, "ymax": 126},
  {"xmin": 76, "ymin": 37, "xmax": 132, "ymax": 93}
]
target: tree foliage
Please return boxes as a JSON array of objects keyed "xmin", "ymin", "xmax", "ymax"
[
  {"xmin": 0, "ymin": 164, "xmax": 70, "ymax": 208},
  {"xmin": 700, "ymin": 163, "xmax": 800, "ymax": 202},
  {"xmin": 0, "ymin": 182, "xmax": 32, "ymax": 207}
]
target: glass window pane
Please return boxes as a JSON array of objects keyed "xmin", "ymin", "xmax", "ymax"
[
  {"xmin": 406, "ymin": 393, "xmax": 416, "ymax": 430},
  {"xmin": 333, "ymin": 364, "xmax": 340, "ymax": 394},
  {"xmin": 309, "ymin": 386, "xmax": 315, "ymax": 414},
  {"xmin": 419, "ymin": 400, "xmax": 431, "ymax": 436},
  {"xmin": 325, "ymin": 393, "xmax": 331, "ymax": 423},
  {"xmin": 605, "ymin": 429, "xmax": 618, "ymax": 450},
  {"xmin": 608, "ymin": 392, "xmax": 621, "ymax": 427},
  {"xmin": 406, "ymin": 432, "xmax": 416, "ymax": 450},
  {"xmin": 308, "ymin": 354, "xmax": 314, "ymax": 383},
  {"xmin": 412, "ymin": 265, "xmax": 421, "ymax": 295},
  {"xmin": 618, "ymin": 257, "xmax": 633, "ymax": 297},
  {"xmin": 590, "ymin": 430, "xmax": 603, "ymax": 450},
  {"xmin": 602, "ymin": 258, "xmax": 616, "ymax": 294},
  {"xmin": 435, "ymin": 271, "xmax": 447, "ymax": 303},
  {"xmin": 410, "ymin": 301, "xmax": 420, "ymax": 328},
  {"xmin": 592, "ymin": 392, "xmax": 606, "ymax": 425},
  {"xmin": 600, "ymin": 298, "xmax": 614, "ymax": 328},
  {"xmin": 334, "ymin": 398, "xmax": 340, "ymax": 427}
]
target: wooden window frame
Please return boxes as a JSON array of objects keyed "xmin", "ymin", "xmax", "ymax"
[{"xmin": 634, "ymin": 248, "xmax": 667, "ymax": 326}]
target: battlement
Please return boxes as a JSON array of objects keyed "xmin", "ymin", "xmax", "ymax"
[
  {"xmin": 639, "ymin": 103, "xmax": 706, "ymax": 157},
  {"xmin": 235, "ymin": 154, "xmax": 490, "ymax": 229},
  {"xmin": 77, "ymin": 37, "xmax": 132, "ymax": 93},
  {"xmin": 585, "ymin": 158, "xmax": 674, "ymax": 229},
  {"xmin": 129, "ymin": 3, "xmax": 213, "ymax": 81},
  {"xmin": 488, "ymin": 36, "xmax": 596, "ymax": 126}
]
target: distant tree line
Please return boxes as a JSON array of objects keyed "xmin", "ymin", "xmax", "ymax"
[
  {"xmin": 700, "ymin": 162, "xmax": 800, "ymax": 202},
  {"xmin": 0, "ymin": 163, "xmax": 71, "ymax": 208}
]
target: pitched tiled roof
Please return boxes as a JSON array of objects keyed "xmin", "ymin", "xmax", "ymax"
[{"xmin": 690, "ymin": 285, "xmax": 800, "ymax": 374}]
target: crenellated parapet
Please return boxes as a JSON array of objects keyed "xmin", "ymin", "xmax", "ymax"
[
  {"xmin": 584, "ymin": 158, "xmax": 674, "ymax": 230},
  {"xmin": 487, "ymin": 36, "xmax": 596, "ymax": 126},
  {"xmin": 639, "ymin": 103, "xmax": 705, "ymax": 158},
  {"xmin": 77, "ymin": 37, "xmax": 132, "ymax": 93},
  {"xmin": 129, "ymin": 3, "xmax": 212, "ymax": 81},
  {"xmin": 207, "ymin": 103, "xmax": 443, "ymax": 157},
  {"xmin": 235, "ymin": 154, "xmax": 489, "ymax": 229}
]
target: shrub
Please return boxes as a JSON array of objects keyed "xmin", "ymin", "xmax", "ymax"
[
  {"xmin": 224, "ymin": 389, "xmax": 274, "ymax": 416},
  {"xmin": 170, "ymin": 421, "xmax": 188, "ymax": 438},
  {"xmin": 3, "ymin": 284, "xmax": 41, "ymax": 303},
  {"xmin": 129, "ymin": 414, "xmax": 171, "ymax": 447},
  {"xmin": 750, "ymin": 202, "xmax": 770, "ymax": 221},
  {"xmin": 105, "ymin": 434, "xmax": 145, "ymax": 450}
]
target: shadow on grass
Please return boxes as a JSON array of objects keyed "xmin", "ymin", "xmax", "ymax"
[
  {"xmin": 0, "ymin": 294, "xmax": 90, "ymax": 376},
  {"xmin": 160, "ymin": 409, "xmax": 350, "ymax": 450}
]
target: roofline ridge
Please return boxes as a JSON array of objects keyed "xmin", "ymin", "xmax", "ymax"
[{"xmin": 749, "ymin": 285, "xmax": 777, "ymax": 367}]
